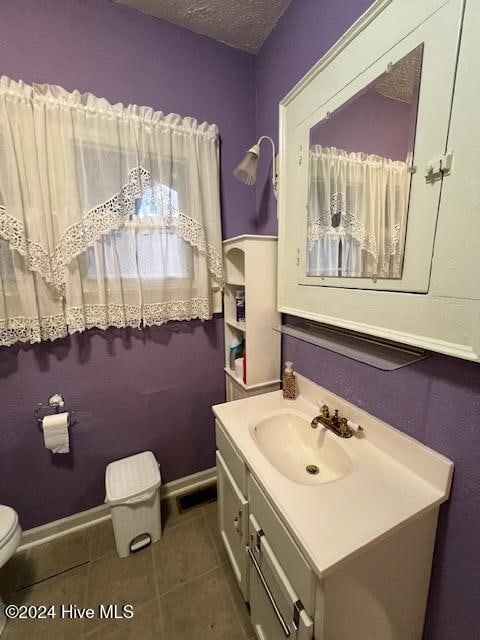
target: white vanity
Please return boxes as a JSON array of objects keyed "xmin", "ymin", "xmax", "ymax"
[{"xmin": 213, "ymin": 374, "xmax": 453, "ymax": 640}]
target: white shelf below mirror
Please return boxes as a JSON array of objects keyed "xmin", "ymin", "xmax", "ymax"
[{"xmin": 277, "ymin": 320, "xmax": 428, "ymax": 370}]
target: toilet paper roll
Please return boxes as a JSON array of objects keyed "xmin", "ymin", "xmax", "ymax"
[{"xmin": 42, "ymin": 412, "xmax": 70, "ymax": 454}]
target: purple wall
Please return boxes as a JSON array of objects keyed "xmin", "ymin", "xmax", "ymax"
[
  {"xmin": 256, "ymin": 2, "xmax": 480, "ymax": 638},
  {"xmin": 0, "ymin": 0, "xmax": 257, "ymax": 240},
  {"xmin": 0, "ymin": 0, "xmax": 257, "ymax": 529},
  {"xmin": 283, "ymin": 338, "xmax": 480, "ymax": 640},
  {"xmin": 310, "ymin": 91, "xmax": 413, "ymax": 161},
  {"xmin": 254, "ymin": 0, "xmax": 374, "ymax": 233},
  {"xmin": 1, "ymin": 1, "xmax": 479, "ymax": 637},
  {"xmin": 1, "ymin": 323, "xmax": 224, "ymax": 529}
]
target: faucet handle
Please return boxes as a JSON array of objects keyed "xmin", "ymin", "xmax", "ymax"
[
  {"xmin": 318, "ymin": 401, "xmax": 330, "ymax": 418},
  {"xmin": 339, "ymin": 417, "xmax": 350, "ymax": 434}
]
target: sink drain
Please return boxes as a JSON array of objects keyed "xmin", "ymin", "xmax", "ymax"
[{"xmin": 306, "ymin": 464, "xmax": 320, "ymax": 475}]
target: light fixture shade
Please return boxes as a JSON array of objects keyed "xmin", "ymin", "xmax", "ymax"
[{"xmin": 233, "ymin": 145, "xmax": 260, "ymax": 186}]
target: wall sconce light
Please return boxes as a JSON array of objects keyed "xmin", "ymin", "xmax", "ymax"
[{"xmin": 233, "ymin": 135, "xmax": 278, "ymax": 200}]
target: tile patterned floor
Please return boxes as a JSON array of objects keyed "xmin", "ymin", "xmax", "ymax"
[{"xmin": 0, "ymin": 499, "xmax": 254, "ymax": 640}]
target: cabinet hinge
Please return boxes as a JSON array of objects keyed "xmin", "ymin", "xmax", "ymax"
[
  {"xmin": 425, "ymin": 151, "xmax": 453, "ymax": 183},
  {"xmin": 296, "ymin": 249, "xmax": 300, "ymax": 266}
]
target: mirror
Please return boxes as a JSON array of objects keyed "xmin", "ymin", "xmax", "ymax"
[{"xmin": 307, "ymin": 45, "xmax": 423, "ymax": 279}]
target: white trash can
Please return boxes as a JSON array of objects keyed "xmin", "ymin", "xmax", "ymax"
[{"xmin": 105, "ymin": 451, "xmax": 162, "ymax": 558}]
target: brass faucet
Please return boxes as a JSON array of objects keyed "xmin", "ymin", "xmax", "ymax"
[{"xmin": 311, "ymin": 404, "xmax": 354, "ymax": 438}]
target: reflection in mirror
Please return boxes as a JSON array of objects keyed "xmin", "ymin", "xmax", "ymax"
[{"xmin": 307, "ymin": 45, "xmax": 423, "ymax": 279}]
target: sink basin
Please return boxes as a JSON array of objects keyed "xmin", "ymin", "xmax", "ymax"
[{"xmin": 251, "ymin": 409, "xmax": 356, "ymax": 485}]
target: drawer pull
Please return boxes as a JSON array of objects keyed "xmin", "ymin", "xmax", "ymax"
[{"xmin": 248, "ymin": 546, "xmax": 291, "ymax": 638}]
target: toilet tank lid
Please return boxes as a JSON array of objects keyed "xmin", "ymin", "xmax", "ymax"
[
  {"xmin": 0, "ymin": 506, "xmax": 18, "ymax": 541},
  {"xmin": 105, "ymin": 451, "xmax": 161, "ymax": 505}
]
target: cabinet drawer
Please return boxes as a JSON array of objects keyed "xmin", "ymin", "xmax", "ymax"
[
  {"xmin": 249, "ymin": 514, "xmax": 314, "ymax": 640},
  {"xmin": 249, "ymin": 474, "xmax": 316, "ymax": 615},
  {"xmin": 215, "ymin": 420, "xmax": 248, "ymax": 497}
]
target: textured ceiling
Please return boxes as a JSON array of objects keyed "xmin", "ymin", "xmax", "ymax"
[
  {"xmin": 374, "ymin": 46, "xmax": 423, "ymax": 104},
  {"xmin": 113, "ymin": 0, "xmax": 292, "ymax": 53}
]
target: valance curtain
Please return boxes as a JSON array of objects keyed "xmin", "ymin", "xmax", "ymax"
[
  {"xmin": 0, "ymin": 76, "xmax": 224, "ymax": 346},
  {"xmin": 307, "ymin": 146, "xmax": 411, "ymax": 278}
]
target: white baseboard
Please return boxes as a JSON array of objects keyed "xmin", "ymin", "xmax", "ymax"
[
  {"xmin": 18, "ymin": 505, "xmax": 111, "ymax": 551},
  {"xmin": 160, "ymin": 466, "xmax": 217, "ymax": 499},
  {"xmin": 19, "ymin": 466, "xmax": 216, "ymax": 551}
]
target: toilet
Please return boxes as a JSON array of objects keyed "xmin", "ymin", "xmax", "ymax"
[{"xmin": 0, "ymin": 506, "xmax": 21, "ymax": 635}]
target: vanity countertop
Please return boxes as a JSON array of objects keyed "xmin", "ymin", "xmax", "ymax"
[{"xmin": 212, "ymin": 373, "xmax": 453, "ymax": 578}]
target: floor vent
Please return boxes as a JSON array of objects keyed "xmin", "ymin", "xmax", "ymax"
[{"xmin": 176, "ymin": 484, "xmax": 217, "ymax": 513}]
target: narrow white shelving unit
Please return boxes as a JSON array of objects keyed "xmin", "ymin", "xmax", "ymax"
[{"xmin": 223, "ymin": 235, "xmax": 281, "ymax": 401}]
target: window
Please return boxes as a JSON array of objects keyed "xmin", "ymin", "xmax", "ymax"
[
  {"xmin": 85, "ymin": 184, "xmax": 193, "ymax": 281},
  {"xmin": 0, "ymin": 76, "xmax": 223, "ymax": 344}
]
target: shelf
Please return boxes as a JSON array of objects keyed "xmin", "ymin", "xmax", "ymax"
[
  {"xmin": 224, "ymin": 247, "xmax": 245, "ymax": 286},
  {"xmin": 224, "ymin": 367, "xmax": 245, "ymax": 387},
  {"xmin": 277, "ymin": 320, "xmax": 428, "ymax": 371},
  {"xmin": 223, "ymin": 235, "xmax": 278, "ymax": 244},
  {"xmin": 224, "ymin": 367, "xmax": 280, "ymax": 391},
  {"xmin": 222, "ymin": 235, "xmax": 280, "ymax": 399},
  {"xmin": 226, "ymin": 319, "xmax": 246, "ymax": 332}
]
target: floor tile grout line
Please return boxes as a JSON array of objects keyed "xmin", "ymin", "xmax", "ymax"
[
  {"xmin": 218, "ymin": 560, "xmax": 253, "ymax": 640},
  {"xmin": 82, "ymin": 529, "xmax": 94, "ymax": 636},
  {"xmin": 16, "ymin": 546, "xmax": 31, "ymax": 593},
  {"xmin": 162, "ymin": 510, "xmax": 205, "ymax": 533},
  {"xmin": 156, "ymin": 500, "xmax": 212, "ymax": 639},
  {"xmin": 157, "ymin": 559, "xmax": 222, "ymax": 601},
  {"xmin": 202, "ymin": 508, "xmax": 226, "ymax": 568},
  {"xmin": 157, "ymin": 557, "xmax": 250, "ymax": 639},
  {"xmin": 202, "ymin": 511, "xmax": 224, "ymax": 571},
  {"xmin": 2, "ymin": 499, "xmax": 254, "ymax": 640},
  {"xmin": 15, "ymin": 559, "xmax": 90, "ymax": 592}
]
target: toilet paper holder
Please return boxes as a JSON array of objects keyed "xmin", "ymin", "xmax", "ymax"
[{"xmin": 34, "ymin": 393, "xmax": 72, "ymax": 424}]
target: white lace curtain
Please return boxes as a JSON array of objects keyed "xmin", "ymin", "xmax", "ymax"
[
  {"xmin": 0, "ymin": 76, "xmax": 224, "ymax": 346},
  {"xmin": 307, "ymin": 146, "xmax": 411, "ymax": 278}
]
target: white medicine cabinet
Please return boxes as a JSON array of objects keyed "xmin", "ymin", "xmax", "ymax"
[{"xmin": 278, "ymin": 0, "xmax": 480, "ymax": 362}]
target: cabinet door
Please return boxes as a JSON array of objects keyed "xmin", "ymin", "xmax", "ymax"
[
  {"xmin": 281, "ymin": 0, "xmax": 464, "ymax": 297},
  {"xmin": 216, "ymin": 451, "xmax": 249, "ymax": 600},
  {"xmin": 277, "ymin": 0, "xmax": 480, "ymax": 362},
  {"xmin": 249, "ymin": 515, "xmax": 314, "ymax": 640}
]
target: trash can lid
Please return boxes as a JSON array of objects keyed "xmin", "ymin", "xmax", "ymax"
[{"xmin": 105, "ymin": 451, "xmax": 161, "ymax": 505}]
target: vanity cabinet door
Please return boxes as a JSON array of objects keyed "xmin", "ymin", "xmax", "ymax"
[
  {"xmin": 281, "ymin": 0, "xmax": 465, "ymax": 296},
  {"xmin": 216, "ymin": 451, "xmax": 249, "ymax": 600}
]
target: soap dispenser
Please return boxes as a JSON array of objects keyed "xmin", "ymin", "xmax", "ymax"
[{"xmin": 282, "ymin": 361, "xmax": 297, "ymax": 399}]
